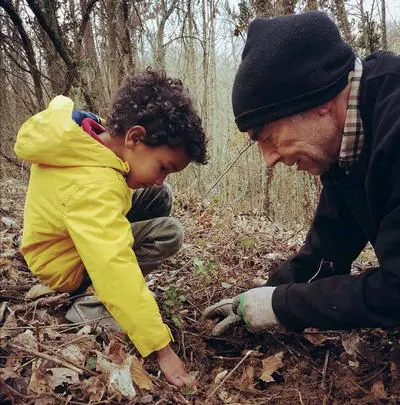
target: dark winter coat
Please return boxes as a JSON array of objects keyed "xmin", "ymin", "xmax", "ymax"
[{"xmin": 269, "ymin": 51, "xmax": 400, "ymax": 330}]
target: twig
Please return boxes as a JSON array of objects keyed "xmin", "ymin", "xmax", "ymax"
[
  {"xmin": 0, "ymin": 315, "xmax": 112, "ymax": 331},
  {"xmin": 205, "ymin": 349, "xmax": 253, "ymax": 403},
  {"xmin": 12, "ymin": 293, "xmax": 69, "ymax": 313},
  {"xmin": 35, "ymin": 321, "xmax": 41, "ymax": 352},
  {"xmin": 204, "ymin": 140, "xmax": 254, "ymax": 197},
  {"xmin": 321, "ymin": 350, "xmax": 330, "ymax": 390},
  {"xmin": 0, "ymin": 295, "xmax": 24, "ymax": 302},
  {"xmin": 8, "ymin": 343, "xmax": 96, "ymax": 376},
  {"xmin": 322, "ymin": 381, "xmax": 334, "ymax": 405},
  {"xmin": 38, "ymin": 342, "xmax": 97, "ymax": 376}
]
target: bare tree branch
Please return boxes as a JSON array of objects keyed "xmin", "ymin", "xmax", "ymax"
[{"xmin": 0, "ymin": 0, "xmax": 45, "ymax": 110}]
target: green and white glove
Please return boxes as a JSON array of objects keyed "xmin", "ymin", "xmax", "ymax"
[{"xmin": 203, "ymin": 287, "xmax": 278, "ymax": 336}]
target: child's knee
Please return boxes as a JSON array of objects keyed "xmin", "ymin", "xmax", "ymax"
[{"xmin": 160, "ymin": 217, "xmax": 184, "ymax": 254}]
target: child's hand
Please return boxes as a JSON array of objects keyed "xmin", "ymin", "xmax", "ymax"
[{"xmin": 156, "ymin": 344, "xmax": 189, "ymax": 387}]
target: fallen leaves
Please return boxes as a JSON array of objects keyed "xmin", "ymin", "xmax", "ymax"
[
  {"xmin": 131, "ymin": 355, "xmax": 155, "ymax": 392},
  {"xmin": 259, "ymin": 351, "xmax": 284, "ymax": 383},
  {"xmin": 46, "ymin": 367, "xmax": 80, "ymax": 390},
  {"xmin": 25, "ymin": 283, "xmax": 55, "ymax": 300},
  {"xmin": 96, "ymin": 352, "xmax": 137, "ymax": 399},
  {"xmin": 303, "ymin": 328, "xmax": 340, "ymax": 346},
  {"xmin": 371, "ymin": 379, "xmax": 387, "ymax": 399}
]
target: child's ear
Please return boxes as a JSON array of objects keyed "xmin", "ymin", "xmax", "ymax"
[{"xmin": 125, "ymin": 126, "xmax": 146, "ymax": 149}]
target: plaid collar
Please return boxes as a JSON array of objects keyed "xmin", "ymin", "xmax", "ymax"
[{"xmin": 338, "ymin": 58, "xmax": 364, "ymax": 171}]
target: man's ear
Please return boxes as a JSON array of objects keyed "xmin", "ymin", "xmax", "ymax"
[
  {"xmin": 315, "ymin": 100, "xmax": 333, "ymax": 117},
  {"xmin": 125, "ymin": 126, "xmax": 147, "ymax": 149}
]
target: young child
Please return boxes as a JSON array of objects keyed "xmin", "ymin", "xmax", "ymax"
[{"xmin": 14, "ymin": 69, "xmax": 208, "ymax": 387}]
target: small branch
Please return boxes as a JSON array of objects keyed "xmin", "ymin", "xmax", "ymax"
[
  {"xmin": 38, "ymin": 342, "xmax": 97, "ymax": 376},
  {"xmin": 0, "ymin": 150, "xmax": 23, "ymax": 168},
  {"xmin": 321, "ymin": 350, "xmax": 330, "ymax": 390},
  {"xmin": 8, "ymin": 343, "xmax": 94, "ymax": 376},
  {"xmin": 12, "ymin": 293, "xmax": 69, "ymax": 313},
  {"xmin": 205, "ymin": 350, "xmax": 252, "ymax": 403},
  {"xmin": 204, "ymin": 140, "xmax": 254, "ymax": 197}
]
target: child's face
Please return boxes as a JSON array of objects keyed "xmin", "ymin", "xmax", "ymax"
[{"xmin": 123, "ymin": 133, "xmax": 191, "ymax": 189}]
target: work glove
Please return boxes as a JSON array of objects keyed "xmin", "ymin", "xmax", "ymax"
[{"xmin": 203, "ymin": 287, "xmax": 278, "ymax": 336}]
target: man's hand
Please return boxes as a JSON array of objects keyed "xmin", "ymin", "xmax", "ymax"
[
  {"xmin": 202, "ymin": 297, "xmax": 242, "ymax": 336},
  {"xmin": 156, "ymin": 344, "xmax": 189, "ymax": 387},
  {"xmin": 203, "ymin": 287, "xmax": 278, "ymax": 335}
]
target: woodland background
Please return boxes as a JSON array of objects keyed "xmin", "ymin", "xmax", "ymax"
[
  {"xmin": 1, "ymin": 0, "xmax": 400, "ymax": 226},
  {"xmin": 1, "ymin": 2, "xmax": 400, "ymax": 404}
]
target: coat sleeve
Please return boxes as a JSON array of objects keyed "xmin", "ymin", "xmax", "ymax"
[
  {"xmin": 63, "ymin": 181, "xmax": 172, "ymax": 357},
  {"xmin": 267, "ymin": 181, "xmax": 368, "ymax": 287}
]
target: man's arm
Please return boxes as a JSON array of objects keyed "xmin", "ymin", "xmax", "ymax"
[{"xmin": 267, "ymin": 180, "xmax": 368, "ymax": 286}]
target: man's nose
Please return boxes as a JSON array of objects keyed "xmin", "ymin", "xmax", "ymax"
[{"xmin": 259, "ymin": 144, "xmax": 280, "ymax": 168}]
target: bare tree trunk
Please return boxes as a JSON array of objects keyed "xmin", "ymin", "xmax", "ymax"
[
  {"xmin": 0, "ymin": 0, "xmax": 45, "ymax": 110},
  {"xmin": 381, "ymin": 0, "xmax": 387, "ymax": 50},
  {"xmin": 332, "ymin": 0, "xmax": 355, "ymax": 47},
  {"xmin": 27, "ymin": 0, "xmax": 97, "ymax": 109},
  {"xmin": 154, "ymin": 0, "xmax": 178, "ymax": 69},
  {"xmin": 120, "ymin": 0, "xmax": 135, "ymax": 75},
  {"xmin": 201, "ymin": 0, "xmax": 209, "ymax": 131},
  {"xmin": 281, "ymin": 0, "xmax": 295, "ymax": 15},
  {"xmin": 305, "ymin": 0, "xmax": 318, "ymax": 11}
]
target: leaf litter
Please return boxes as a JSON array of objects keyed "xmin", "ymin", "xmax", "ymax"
[{"xmin": 1, "ymin": 162, "xmax": 400, "ymax": 404}]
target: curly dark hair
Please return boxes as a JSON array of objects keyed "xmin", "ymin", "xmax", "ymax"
[{"xmin": 106, "ymin": 68, "xmax": 208, "ymax": 164}]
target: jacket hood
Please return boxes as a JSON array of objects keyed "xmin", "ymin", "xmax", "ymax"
[{"xmin": 14, "ymin": 96, "xmax": 129, "ymax": 174}]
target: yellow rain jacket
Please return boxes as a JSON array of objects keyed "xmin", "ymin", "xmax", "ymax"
[{"xmin": 14, "ymin": 96, "xmax": 172, "ymax": 357}]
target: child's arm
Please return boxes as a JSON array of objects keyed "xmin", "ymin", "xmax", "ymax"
[
  {"xmin": 156, "ymin": 344, "xmax": 190, "ymax": 387},
  {"xmin": 63, "ymin": 181, "xmax": 182, "ymax": 367}
]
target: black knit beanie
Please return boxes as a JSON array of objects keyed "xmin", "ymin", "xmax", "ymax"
[{"xmin": 232, "ymin": 11, "xmax": 355, "ymax": 132}]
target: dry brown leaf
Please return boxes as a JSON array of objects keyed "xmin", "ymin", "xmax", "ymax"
[
  {"xmin": 371, "ymin": 379, "xmax": 387, "ymax": 399},
  {"xmin": 106, "ymin": 339, "xmax": 126, "ymax": 365},
  {"xmin": 250, "ymin": 277, "xmax": 267, "ymax": 288},
  {"xmin": 217, "ymin": 389, "xmax": 239, "ymax": 404},
  {"xmin": 342, "ymin": 333, "xmax": 361, "ymax": 357},
  {"xmin": 214, "ymin": 369, "xmax": 228, "ymax": 386},
  {"xmin": 11, "ymin": 329, "xmax": 37, "ymax": 349},
  {"xmin": 84, "ymin": 376, "xmax": 106, "ymax": 402},
  {"xmin": 25, "ymin": 284, "xmax": 55, "ymax": 300},
  {"xmin": 130, "ymin": 355, "xmax": 154, "ymax": 392},
  {"xmin": 46, "ymin": 367, "xmax": 79, "ymax": 390},
  {"xmin": 61, "ymin": 344, "xmax": 85, "ymax": 366},
  {"xmin": 303, "ymin": 328, "xmax": 339, "ymax": 346},
  {"xmin": 0, "ymin": 367, "xmax": 19, "ymax": 381},
  {"xmin": 0, "ymin": 311, "xmax": 18, "ymax": 339},
  {"xmin": 238, "ymin": 366, "xmax": 257, "ymax": 392},
  {"xmin": 259, "ymin": 351, "xmax": 284, "ymax": 383},
  {"xmin": 29, "ymin": 360, "xmax": 50, "ymax": 394}
]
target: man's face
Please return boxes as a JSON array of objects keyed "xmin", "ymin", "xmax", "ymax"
[{"xmin": 249, "ymin": 111, "xmax": 342, "ymax": 176}]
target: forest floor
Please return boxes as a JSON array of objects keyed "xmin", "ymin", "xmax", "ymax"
[{"xmin": 1, "ymin": 156, "xmax": 400, "ymax": 405}]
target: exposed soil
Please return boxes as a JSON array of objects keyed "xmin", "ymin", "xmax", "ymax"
[{"xmin": 1, "ymin": 156, "xmax": 399, "ymax": 404}]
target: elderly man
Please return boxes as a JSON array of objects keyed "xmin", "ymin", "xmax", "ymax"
[{"xmin": 204, "ymin": 11, "xmax": 400, "ymax": 335}]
